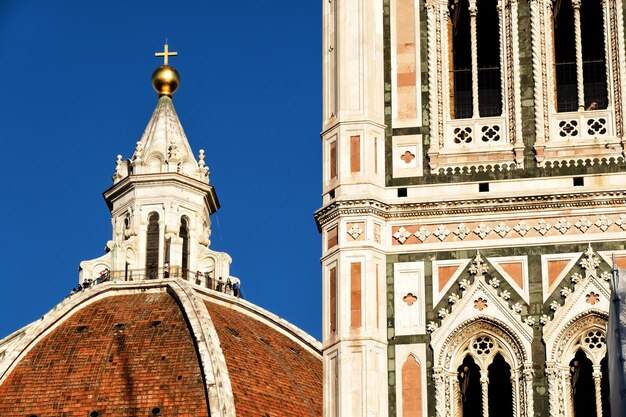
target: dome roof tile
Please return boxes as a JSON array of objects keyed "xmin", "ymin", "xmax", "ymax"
[{"xmin": 0, "ymin": 280, "xmax": 322, "ymax": 417}]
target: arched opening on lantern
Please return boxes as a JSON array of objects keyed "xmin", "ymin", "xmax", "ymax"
[
  {"xmin": 146, "ymin": 212, "xmax": 160, "ymax": 278},
  {"xmin": 180, "ymin": 216, "xmax": 190, "ymax": 279}
]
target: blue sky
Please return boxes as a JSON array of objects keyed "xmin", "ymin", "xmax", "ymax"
[{"xmin": 0, "ymin": 1, "xmax": 322, "ymax": 340}]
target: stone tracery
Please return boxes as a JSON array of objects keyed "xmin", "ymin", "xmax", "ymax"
[
  {"xmin": 546, "ymin": 312, "xmax": 609, "ymax": 417},
  {"xmin": 433, "ymin": 318, "xmax": 532, "ymax": 417}
]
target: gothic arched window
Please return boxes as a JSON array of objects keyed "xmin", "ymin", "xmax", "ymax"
[
  {"xmin": 457, "ymin": 355, "xmax": 482, "ymax": 417},
  {"xmin": 531, "ymin": 0, "xmax": 623, "ymax": 164},
  {"xmin": 146, "ymin": 212, "xmax": 159, "ymax": 278},
  {"xmin": 570, "ymin": 349, "xmax": 596, "ymax": 415},
  {"xmin": 426, "ymin": 0, "xmax": 523, "ymax": 172},
  {"xmin": 449, "ymin": 0, "xmax": 503, "ymax": 119},
  {"xmin": 487, "ymin": 353, "xmax": 513, "ymax": 417},
  {"xmin": 553, "ymin": 0, "xmax": 608, "ymax": 112},
  {"xmin": 180, "ymin": 216, "xmax": 190, "ymax": 279}
]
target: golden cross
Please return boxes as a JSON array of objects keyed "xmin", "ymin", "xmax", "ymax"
[{"xmin": 155, "ymin": 43, "xmax": 178, "ymax": 66}]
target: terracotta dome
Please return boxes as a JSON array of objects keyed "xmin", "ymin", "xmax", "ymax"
[{"xmin": 0, "ymin": 279, "xmax": 322, "ymax": 417}]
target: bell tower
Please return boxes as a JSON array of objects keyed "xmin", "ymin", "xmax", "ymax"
[
  {"xmin": 80, "ymin": 45, "xmax": 234, "ymax": 287},
  {"xmin": 318, "ymin": 0, "xmax": 626, "ymax": 413}
]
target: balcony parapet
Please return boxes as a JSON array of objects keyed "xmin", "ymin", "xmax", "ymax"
[
  {"xmin": 75, "ymin": 267, "xmax": 242, "ymax": 298},
  {"xmin": 429, "ymin": 116, "xmax": 523, "ymax": 173},
  {"xmin": 551, "ymin": 109, "xmax": 614, "ymax": 142}
]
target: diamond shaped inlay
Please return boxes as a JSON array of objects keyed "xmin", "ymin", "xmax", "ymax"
[
  {"xmin": 393, "ymin": 227, "xmax": 412, "ymax": 244},
  {"xmin": 414, "ymin": 226, "xmax": 431, "ymax": 242},
  {"xmin": 514, "ymin": 221, "xmax": 531, "ymax": 236},
  {"xmin": 347, "ymin": 224, "xmax": 364, "ymax": 240},
  {"xmin": 433, "ymin": 225, "xmax": 451, "ymax": 241}
]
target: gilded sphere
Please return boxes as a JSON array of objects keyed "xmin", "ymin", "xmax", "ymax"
[{"xmin": 151, "ymin": 65, "xmax": 180, "ymax": 96}]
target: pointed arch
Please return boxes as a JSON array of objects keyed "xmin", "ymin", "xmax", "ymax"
[
  {"xmin": 488, "ymin": 353, "xmax": 513, "ymax": 417},
  {"xmin": 401, "ymin": 354, "xmax": 422, "ymax": 417},
  {"xmin": 570, "ymin": 349, "xmax": 597, "ymax": 415},
  {"xmin": 395, "ymin": 344, "xmax": 428, "ymax": 417},
  {"xmin": 434, "ymin": 317, "xmax": 530, "ymax": 417},
  {"xmin": 439, "ymin": 317, "xmax": 528, "ymax": 371},
  {"xmin": 546, "ymin": 310, "xmax": 609, "ymax": 417},
  {"xmin": 457, "ymin": 355, "xmax": 482, "ymax": 417},
  {"xmin": 551, "ymin": 310, "xmax": 608, "ymax": 367}
]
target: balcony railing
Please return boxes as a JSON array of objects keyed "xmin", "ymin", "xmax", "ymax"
[
  {"xmin": 445, "ymin": 116, "xmax": 508, "ymax": 150},
  {"xmin": 75, "ymin": 267, "xmax": 243, "ymax": 298},
  {"xmin": 551, "ymin": 109, "xmax": 613, "ymax": 141}
]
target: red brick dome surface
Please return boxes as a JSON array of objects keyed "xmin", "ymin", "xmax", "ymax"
[
  {"xmin": 0, "ymin": 281, "xmax": 322, "ymax": 417},
  {"xmin": 206, "ymin": 301, "xmax": 323, "ymax": 416}
]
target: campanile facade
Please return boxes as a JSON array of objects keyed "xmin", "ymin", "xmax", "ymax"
[{"xmin": 317, "ymin": 0, "xmax": 626, "ymax": 415}]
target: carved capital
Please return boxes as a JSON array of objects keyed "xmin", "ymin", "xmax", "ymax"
[
  {"xmin": 544, "ymin": 364, "xmax": 559, "ymax": 380},
  {"xmin": 523, "ymin": 366, "xmax": 535, "ymax": 380},
  {"xmin": 433, "ymin": 368, "xmax": 446, "ymax": 383}
]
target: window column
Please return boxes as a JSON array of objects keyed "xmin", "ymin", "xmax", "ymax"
[
  {"xmin": 454, "ymin": 375, "xmax": 463, "ymax": 416},
  {"xmin": 498, "ymin": 0, "xmax": 506, "ymax": 118},
  {"xmin": 565, "ymin": 371, "xmax": 575, "ymax": 416},
  {"xmin": 480, "ymin": 369, "xmax": 489, "ymax": 417},
  {"xmin": 523, "ymin": 366, "xmax": 534, "ymax": 417},
  {"xmin": 592, "ymin": 365, "xmax": 603, "ymax": 417},
  {"xmin": 433, "ymin": 369, "xmax": 447, "ymax": 417},
  {"xmin": 572, "ymin": 0, "xmax": 585, "ymax": 110},
  {"xmin": 510, "ymin": 370, "xmax": 519, "ymax": 417},
  {"xmin": 469, "ymin": 0, "xmax": 480, "ymax": 118}
]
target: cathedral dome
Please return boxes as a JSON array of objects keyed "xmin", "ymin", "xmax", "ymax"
[
  {"xmin": 0, "ymin": 279, "xmax": 322, "ymax": 416},
  {"xmin": 0, "ymin": 45, "xmax": 322, "ymax": 417}
]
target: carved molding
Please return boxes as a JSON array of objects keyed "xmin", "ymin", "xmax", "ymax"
[
  {"xmin": 314, "ymin": 191, "xmax": 626, "ymax": 227},
  {"xmin": 549, "ymin": 311, "xmax": 608, "ymax": 365}
]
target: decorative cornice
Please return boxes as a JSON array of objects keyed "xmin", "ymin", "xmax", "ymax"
[
  {"xmin": 103, "ymin": 172, "xmax": 219, "ymax": 213},
  {"xmin": 320, "ymin": 119, "xmax": 387, "ymax": 137},
  {"xmin": 315, "ymin": 199, "xmax": 390, "ymax": 229},
  {"xmin": 315, "ymin": 191, "xmax": 626, "ymax": 227}
]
